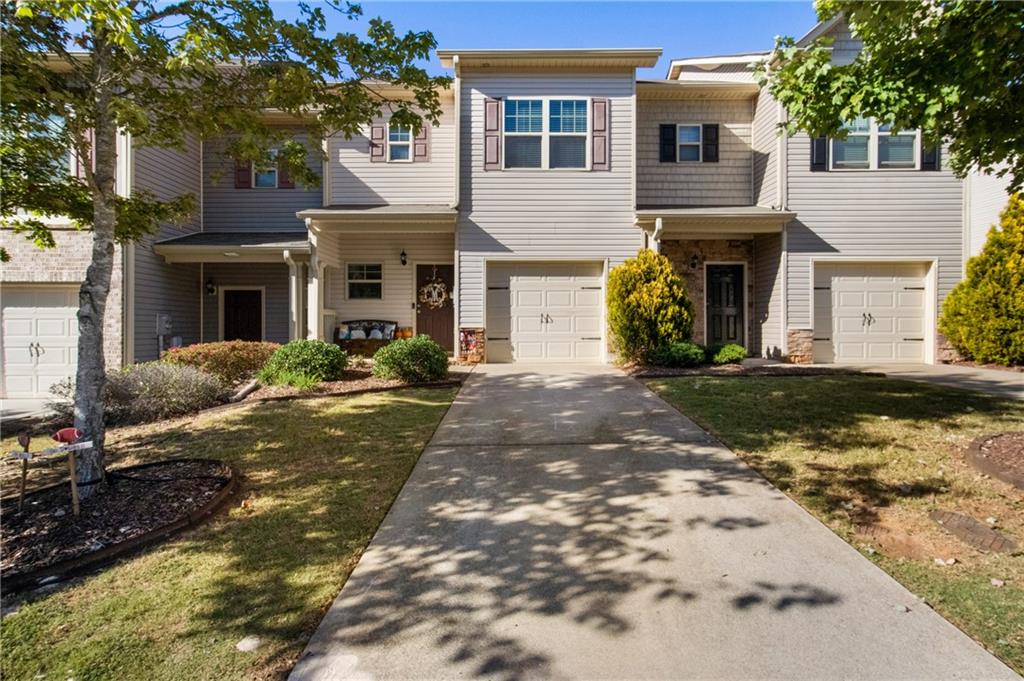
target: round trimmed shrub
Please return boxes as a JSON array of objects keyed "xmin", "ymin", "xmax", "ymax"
[
  {"xmin": 162, "ymin": 340, "xmax": 280, "ymax": 385},
  {"xmin": 939, "ymin": 194, "xmax": 1024, "ymax": 365},
  {"xmin": 710, "ymin": 343, "xmax": 747, "ymax": 365},
  {"xmin": 258, "ymin": 339, "xmax": 348, "ymax": 385},
  {"xmin": 372, "ymin": 335, "xmax": 449, "ymax": 383},
  {"xmin": 648, "ymin": 341, "xmax": 706, "ymax": 367},
  {"xmin": 607, "ymin": 249, "xmax": 695, "ymax": 362}
]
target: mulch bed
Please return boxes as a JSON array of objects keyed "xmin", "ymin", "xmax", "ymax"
[
  {"xmin": 1, "ymin": 459, "xmax": 232, "ymax": 589},
  {"xmin": 242, "ymin": 368, "xmax": 467, "ymax": 403},
  {"xmin": 966, "ymin": 431, "xmax": 1024, "ymax": 491},
  {"xmin": 628, "ymin": 363, "xmax": 877, "ymax": 379}
]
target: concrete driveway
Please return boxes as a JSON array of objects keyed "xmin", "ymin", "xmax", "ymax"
[
  {"xmin": 291, "ymin": 364, "xmax": 1016, "ymax": 681},
  {"xmin": 845, "ymin": 363, "xmax": 1023, "ymax": 400}
]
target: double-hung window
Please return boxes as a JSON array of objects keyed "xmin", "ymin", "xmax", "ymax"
[
  {"xmin": 347, "ymin": 264, "xmax": 383, "ymax": 299},
  {"xmin": 503, "ymin": 98, "xmax": 588, "ymax": 169},
  {"xmin": 388, "ymin": 123, "xmax": 412, "ymax": 162},
  {"xmin": 253, "ymin": 149, "xmax": 279, "ymax": 188},
  {"xmin": 832, "ymin": 118, "xmax": 919, "ymax": 170},
  {"xmin": 677, "ymin": 124, "xmax": 701, "ymax": 162}
]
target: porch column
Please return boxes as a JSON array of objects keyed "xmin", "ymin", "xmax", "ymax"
[
  {"xmin": 284, "ymin": 251, "xmax": 306, "ymax": 341},
  {"xmin": 306, "ymin": 256, "xmax": 325, "ymax": 341},
  {"xmin": 652, "ymin": 217, "xmax": 663, "ymax": 253}
]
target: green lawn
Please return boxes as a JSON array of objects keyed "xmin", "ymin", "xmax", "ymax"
[
  {"xmin": 648, "ymin": 375, "xmax": 1024, "ymax": 674},
  {"xmin": 1, "ymin": 387, "xmax": 457, "ymax": 681}
]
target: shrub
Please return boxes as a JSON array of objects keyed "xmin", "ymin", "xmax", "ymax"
[
  {"xmin": 49, "ymin": 363, "xmax": 227, "ymax": 425},
  {"xmin": 607, "ymin": 249, "xmax": 694, "ymax": 362},
  {"xmin": 162, "ymin": 340, "xmax": 280, "ymax": 385},
  {"xmin": 372, "ymin": 335, "xmax": 449, "ymax": 382},
  {"xmin": 648, "ymin": 341, "xmax": 706, "ymax": 367},
  {"xmin": 710, "ymin": 343, "xmax": 748, "ymax": 365},
  {"xmin": 258, "ymin": 339, "xmax": 348, "ymax": 385},
  {"xmin": 939, "ymin": 194, "xmax": 1024, "ymax": 365}
]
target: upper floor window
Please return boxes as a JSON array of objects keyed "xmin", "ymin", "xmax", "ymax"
[
  {"xmin": 347, "ymin": 263, "xmax": 383, "ymax": 299},
  {"xmin": 253, "ymin": 149, "xmax": 279, "ymax": 188},
  {"xmin": 388, "ymin": 123, "xmax": 412, "ymax": 162},
  {"xmin": 831, "ymin": 118, "xmax": 918, "ymax": 170},
  {"xmin": 503, "ymin": 98, "xmax": 588, "ymax": 170},
  {"xmin": 677, "ymin": 125, "xmax": 701, "ymax": 162}
]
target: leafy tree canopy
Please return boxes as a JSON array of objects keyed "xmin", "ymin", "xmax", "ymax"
[{"xmin": 756, "ymin": 1, "xmax": 1024, "ymax": 192}]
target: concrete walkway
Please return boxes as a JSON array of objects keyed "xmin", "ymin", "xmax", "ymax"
[
  {"xmin": 291, "ymin": 364, "xmax": 1016, "ymax": 681},
  {"xmin": 848, "ymin": 363, "xmax": 1023, "ymax": 400}
]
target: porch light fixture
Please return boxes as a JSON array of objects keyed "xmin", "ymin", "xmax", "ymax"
[
  {"xmin": 689, "ymin": 254, "xmax": 699, "ymax": 270},
  {"xmin": 400, "ymin": 250, "xmax": 408, "ymax": 266},
  {"xmin": 205, "ymin": 279, "xmax": 216, "ymax": 296}
]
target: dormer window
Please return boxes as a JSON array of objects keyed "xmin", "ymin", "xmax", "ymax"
[{"xmin": 388, "ymin": 123, "xmax": 412, "ymax": 162}]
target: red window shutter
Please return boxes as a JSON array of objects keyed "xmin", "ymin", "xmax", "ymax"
[
  {"xmin": 369, "ymin": 125, "xmax": 386, "ymax": 162},
  {"xmin": 278, "ymin": 161, "xmax": 294, "ymax": 189},
  {"xmin": 483, "ymin": 97, "xmax": 501, "ymax": 170},
  {"xmin": 591, "ymin": 98, "xmax": 610, "ymax": 171},
  {"xmin": 413, "ymin": 123, "xmax": 430, "ymax": 162},
  {"xmin": 234, "ymin": 160, "xmax": 252, "ymax": 188}
]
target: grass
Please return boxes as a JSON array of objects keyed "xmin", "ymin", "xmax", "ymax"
[
  {"xmin": 0, "ymin": 387, "xmax": 457, "ymax": 681},
  {"xmin": 648, "ymin": 375, "xmax": 1024, "ymax": 674}
]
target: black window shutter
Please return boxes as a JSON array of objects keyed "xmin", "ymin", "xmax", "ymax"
[
  {"xmin": 659, "ymin": 124, "xmax": 677, "ymax": 163},
  {"xmin": 920, "ymin": 143, "xmax": 940, "ymax": 171},
  {"xmin": 810, "ymin": 137, "xmax": 829, "ymax": 172},
  {"xmin": 702, "ymin": 124, "xmax": 719, "ymax": 163}
]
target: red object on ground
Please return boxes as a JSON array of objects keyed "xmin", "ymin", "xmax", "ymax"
[{"xmin": 53, "ymin": 428, "xmax": 82, "ymax": 444}]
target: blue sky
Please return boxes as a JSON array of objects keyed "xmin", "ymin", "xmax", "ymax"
[{"xmin": 273, "ymin": 1, "xmax": 820, "ymax": 79}]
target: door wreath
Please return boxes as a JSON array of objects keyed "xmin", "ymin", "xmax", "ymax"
[{"xmin": 418, "ymin": 266, "xmax": 449, "ymax": 310}]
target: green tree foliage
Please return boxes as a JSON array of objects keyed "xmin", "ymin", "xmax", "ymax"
[
  {"xmin": 1, "ymin": 0, "xmax": 448, "ymax": 488},
  {"xmin": 756, "ymin": 1, "xmax": 1024, "ymax": 192},
  {"xmin": 607, "ymin": 250, "xmax": 694, "ymax": 362},
  {"xmin": 939, "ymin": 194, "xmax": 1024, "ymax": 365}
]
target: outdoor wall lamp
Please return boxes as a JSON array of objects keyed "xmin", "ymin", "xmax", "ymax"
[
  {"xmin": 205, "ymin": 279, "xmax": 216, "ymax": 296},
  {"xmin": 400, "ymin": 250, "xmax": 408, "ymax": 266},
  {"xmin": 689, "ymin": 254, "xmax": 699, "ymax": 270}
]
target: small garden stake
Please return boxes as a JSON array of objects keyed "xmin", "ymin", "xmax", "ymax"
[
  {"xmin": 16, "ymin": 431, "xmax": 30, "ymax": 511},
  {"xmin": 54, "ymin": 428, "xmax": 84, "ymax": 517}
]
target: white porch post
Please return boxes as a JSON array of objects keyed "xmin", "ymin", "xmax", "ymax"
[
  {"xmin": 284, "ymin": 250, "xmax": 306, "ymax": 341},
  {"xmin": 652, "ymin": 217, "xmax": 663, "ymax": 253},
  {"xmin": 306, "ymin": 243, "xmax": 325, "ymax": 340}
]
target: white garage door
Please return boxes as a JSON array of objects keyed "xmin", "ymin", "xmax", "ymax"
[
  {"xmin": 813, "ymin": 263, "xmax": 927, "ymax": 363},
  {"xmin": 2, "ymin": 285, "xmax": 79, "ymax": 398},
  {"xmin": 486, "ymin": 262, "xmax": 603, "ymax": 362}
]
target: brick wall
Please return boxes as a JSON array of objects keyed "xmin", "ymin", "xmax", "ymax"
[
  {"xmin": 1, "ymin": 228, "xmax": 124, "ymax": 368},
  {"xmin": 661, "ymin": 239, "xmax": 754, "ymax": 349}
]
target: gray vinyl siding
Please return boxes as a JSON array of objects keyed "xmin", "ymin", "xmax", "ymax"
[
  {"xmin": 785, "ymin": 133, "xmax": 964, "ymax": 327},
  {"xmin": 201, "ymin": 263, "xmax": 290, "ymax": 344},
  {"xmin": 327, "ymin": 97, "xmax": 456, "ymax": 205},
  {"xmin": 753, "ymin": 232, "xmax": 784, "ymax": 358},
  {"xmin": 457, "ymin": 72, "xmax": 642, "ymax": 327},
  {"xmin": 132, "ymin": 138, "xmax": 202, "ymax": 361},
  {"xmin": 751, "ymin": 91, "xmax": 779, "ymax": 208},
  {"xmin": 827, "ymin": 22, "xmax": 863, "ymax": 66},
  {"xmin": 636, "ymin": 98, "xmax": 753, "ymax": 206},
  {"xmin": 966, "ymin": 169, "xmax": 1010, "ymax": 257},
  {"xmin": 203, "ymin": 128, "xmax": 321, "ymax": 232}
]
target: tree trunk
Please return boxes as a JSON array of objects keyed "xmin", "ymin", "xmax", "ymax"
[{"xmin": 72, "ymin": 38, "xmax": 118, "ymax": 497}]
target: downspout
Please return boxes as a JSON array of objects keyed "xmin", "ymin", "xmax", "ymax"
[
  {"xmin": 119, "ymin": 129, "xmax": 135, "ymax": 366},
  {"xmin": 450, "ymin": 54, "xmax": 462, "ymax": 351},
  {"xmin": 199, "ymin": 262, "xmax": 205, "ymax": 343}
]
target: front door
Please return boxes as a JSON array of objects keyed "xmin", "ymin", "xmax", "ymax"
[
  {"xmin": 416, "ymin": 264, "xmax": 454, "ymax": 352},
  {"xmin": 706, "ymin": 265, "xmax": 744, "ymax": 346},
  {"xmin": 222, "ymin": 289, "xmax": 263, "ymax": 341}
]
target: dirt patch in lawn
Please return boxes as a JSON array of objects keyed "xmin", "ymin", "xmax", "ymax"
[
  {"xmin": 966, "ymin": 431, "xmax": 1024, "ymax": 490},
  {"xmin": 1, "ymin": 459, "xmax": 231, "ymax": 585}
]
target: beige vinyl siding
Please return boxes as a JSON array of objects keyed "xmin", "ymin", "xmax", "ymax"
[
  {"xmin": 203, "ymin": 128, "xmax": 321, "ymax": 232},
  {"xmin": 785, "ymin": 133, "xmax": 964, "ymax": 328},
  {"xmin": 457, "ymin": 72, "xmax": 641, "ymax": 327},
  {"xmin": 201, "ymin": 263, "xmax": 290, "ymax": 343},
  {"xmin": 751, "ymin": 90, "xmax": 779, "ymax": 208},
  {"xmin": 674, "ymin": 64, "xmax": 756, "ymax": 83},
  {"xmin": 636, "ymin": 98, "xmax": 753, "ymax": 207},
  {"xmin": 132, "ymin": 138, "xmax": 202, "ymax": 360},
  {"xmin": 966, "ymin": 169, "xmax": 1010, "ymax": 257},
  {"xmin": 327, "ymin": 98, "xmax": 456, "ymax": 206},
  {"xmin": 753, "ymin": 232, "xmax": 784, "ymax": 358},
  {"xmin": 324, "ymin": 233, "xmax": 455, "ymax": 328}
]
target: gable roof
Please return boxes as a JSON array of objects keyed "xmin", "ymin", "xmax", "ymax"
[
  {"xmin": 437, "ymin": 48, "xmax": 661, "ymax": 70},
  {"xmin": 665, "ymin": 52, "xmax": 768, "ymax": 80}
]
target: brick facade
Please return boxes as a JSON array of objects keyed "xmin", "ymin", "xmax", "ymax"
[
  {"xmin": 1, "ymin": 228, "xmax": 124, "ymax": 369},
  {"xmin": 661, "ymin": 239, "xmax": 754, "ymax": 349},
  {"xmin": 786, "ymin": 328, "xmax": 814, "ymax": 364}
]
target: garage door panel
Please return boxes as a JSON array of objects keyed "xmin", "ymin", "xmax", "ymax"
[
  {"xmin": 516, "ymin": 315, "xmax": 543, "ymax": 333},
  {"xmin": 545, "ymin": 290, "xmax": 572, "ymax": 308},
  {"xmin": 576, "ymin": 289, "xmax": 601, "ymax": 307},
  {"xmin": 814, "ymin": 263, "xmax": 927, "ymax": 364},
  {"xmin": 516, "ymin": 290, "xmax": 543, "ymax": 307},
  {"xmin": 575, "ymin": 315, "xmax": 601, "ymax": 334},
  {"xmin": 547, "ymin": 316, "xmax": 573, "ymax": 333},
  {"xmin": 2, "ymin": 285, "xmax": 80, "ymax": 398}
]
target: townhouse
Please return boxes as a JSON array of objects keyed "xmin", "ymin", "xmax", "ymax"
[{"xmin": 1, "ymin": 16, "xmax": 1010, "ymax": 399}]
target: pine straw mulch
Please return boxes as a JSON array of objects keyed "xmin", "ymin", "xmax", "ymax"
[{"xmin": 241, "ymin": 367, "xmax": 468, "ymax": 403}]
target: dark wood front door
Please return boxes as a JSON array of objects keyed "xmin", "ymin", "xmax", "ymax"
[
  {"xmin": 706, "ymin": 265, "xmax": 744, "ymax": 345},
  {"xmin": 223, "ymin": 289, "xmax": 263, "ymax": 341},
  {"xmin": 416, "ymin": 264, "xmax": 454, "ymax": 352}
]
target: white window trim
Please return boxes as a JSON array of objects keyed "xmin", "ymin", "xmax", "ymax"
[
  {"xmin": 830, "ymin": 119, "xmax": 920, "ymax": 171},
  {"xmin": 345, "ymin": 262, "xmax": 384, "ymax": 301},
  {"xmin": 387, "ymin": 122, "xmax": 413, "ymax": 163},
  {"xmin": 503, "ymin": 96, "xmax": 591, "ymax": 171},
  {"xmin": 676, "ymin": 123, "xmax": 703, "ymax": 163},
  {"xmin": 252, "ymin": 149, "xmax": 279, "ymax": 189}
]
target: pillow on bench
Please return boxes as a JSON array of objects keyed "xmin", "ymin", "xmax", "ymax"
[{"xmin": 335, "ymin": 320, "xmax": 398, "ymax": 342}]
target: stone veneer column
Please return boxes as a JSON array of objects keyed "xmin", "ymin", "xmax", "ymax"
[
  {"xmin": 458, "ymin": 328, "xmax": 486, "ymax": 363},
  {"xmin": 786, "ymin": 329, "xmax": 814, "ymax": 364}
]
